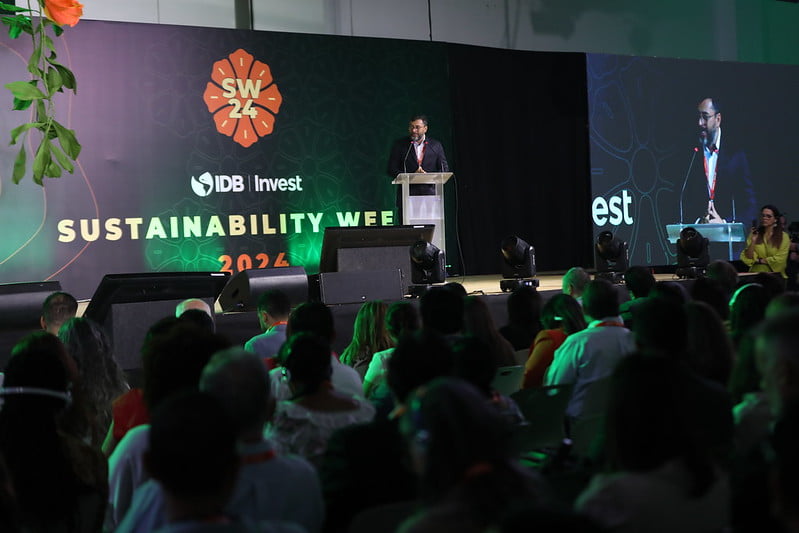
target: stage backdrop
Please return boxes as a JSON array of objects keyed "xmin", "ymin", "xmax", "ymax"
[
  {"xmin": 588, "ymin": 53, "xmax": 799, "ymax": 266},
  {"xmin": 0, "ymin": 21, "xmax": 453, "ymax": 298}
]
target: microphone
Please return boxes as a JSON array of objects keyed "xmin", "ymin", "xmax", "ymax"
[
  {"xmin": 403, "ymin": 140, "xmax": 413, "ymax": 174},
  {"xmin": 679, "ymin": 147, "xmax": 699, "ymax": 224}
]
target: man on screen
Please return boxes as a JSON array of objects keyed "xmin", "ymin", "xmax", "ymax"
[{"xmin": 680, "ymin": 97, "xmax": 756, "ymax": 225}]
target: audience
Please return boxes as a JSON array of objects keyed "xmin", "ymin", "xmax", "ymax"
[
  {"xmin": 462, "ymin": 295, "xmax": 516, "ymax": 368},
  {"xmin": 420, "ymin": 286, "xmax": 464, "ymax": 339},
  {"xmin": 619, "ymin": 265, "xmax": 655, "ymax": 326},
  {"xmin": 142, "ymin": 391, "xmax": 305, "ymax": 532},
  {"xmin": 544, "ymin": 279, "xmax": 635, "ymax": 421},
  {"xmin": 499, "ymin": 285, "xmax": 542, "ymax": 351},
  {"xmin": 116, "ymin": 348, "xmax": 323, "ymax": 533},
  {"xmin": 363, "ymin": 301, "xmax": 419, "ymax": 400},
  {"xmin": 58, "ymin": 316, "xmax": 129, "ymax": 448},
  {"xmin": 244, "ymin": 289, "xmax": 292, "ymax": 366},
  {"xmin": 684, "ymin": 300, "xmax": 734, "ymax": 387},
  {"xmin": 40, "ymin": 291, "xmax": 78, "ymax": 335},
  {"xmin": 340, "ymin": 300, "xmax": 392, "ymax": 377},
  {"xmin": 268, "ymin": 332, "xmax": 375, "ymax": 464},
  {"xmin": 522, "ymin": 294, "xmax": 586, "ymax": 389},
  {"xmin": 561, "ymin": 267, "xmax": 591, "ymax": 303},
  {"xmin": 0, "ymin": 332, "xmax": 107, "ymax": 532}
]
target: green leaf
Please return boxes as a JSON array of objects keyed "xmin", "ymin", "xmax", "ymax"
[
  {"xmin": 35, "ymin": 99, "xmax": 46, "ymax": 122},
  {"xmin": 32, "ymin": 138, "xmax": 50, "ymax": 185},
  {"xmin": 50, "ymin": 140, "xmax": 74, "ymax": 173},
  {"xmin": 12, "ymin": 96, "xmax": 33, "ymax": 111},
  {"xmin": 42, "ymin": 34, "xmax": 54, "ymax": 51},
  {"xmin": 3, "ymin": 15, "xmax": 32, "ymax": 38},
  {"xmin": 9, "ymin": 122, "xmax": 43, "ymax": 145},
  {"xmin": 0, "ymin": 3, "xmax": 33, "ymax": 13},
  {"xmin": 27, "ymin": 43, "xmax": 42, "ymax": 75},
  {"xmin": 45, "ymin": 67, "xmax": 62, "ymax": 95},
  {"xmin": 11, "ymin": 144, "xmax": 26, "ymax": 184},
  {"xmin": 52, "ymin": 121, "xmax": 81, "ymax": 159},
  {"xmin": 55, "ymin": 65, "xmax": 76, "ymax": 91},
  {"xmin": 5, "ymin": 80, "xmax": 45, "ymax": 100},
  {"xmin": 52, "ymin": 24, "xmax": 63, "ymax": 37},
  {"xmin": 45, "ymin": 160, "xmax": 62, "ymax": 178}
]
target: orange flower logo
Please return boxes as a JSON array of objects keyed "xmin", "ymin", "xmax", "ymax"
[{"xmin": 203, "ymin": 49, "xmax": 283, "ymax": 148}]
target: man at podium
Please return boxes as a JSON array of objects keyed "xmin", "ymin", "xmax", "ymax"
[{"xmin": 387, "ymin": 114, "xmax": 450, "ymax": 197}]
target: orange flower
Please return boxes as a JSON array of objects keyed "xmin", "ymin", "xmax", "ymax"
[{"xmin": 43, "ymin": 0, "xmax": 84, "ymax": 27}]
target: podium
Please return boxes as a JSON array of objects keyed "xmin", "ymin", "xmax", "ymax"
[
  {"xmin": 666, "ymin": 223, "xmax": 747, "ymax": 260},
  {"xmin": 392, "ymin": 172, "xmax": 453, "ymax": 254}
]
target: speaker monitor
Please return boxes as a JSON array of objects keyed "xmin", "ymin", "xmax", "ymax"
[
  {"xmin": 314, "ymin": 269, "xmax": 403, "ymax": 305},
  {"xmin": 218, "ymin": 266, "xmax": 308, "ymax": 312},
  {"xmin": 0, "ymin": 281, "xmax": 62, "ymax": 330}
]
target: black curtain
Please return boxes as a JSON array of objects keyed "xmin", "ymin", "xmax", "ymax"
[{"xmin": 445, "ymin": 45, "xmax": 593, "ymax": 275}]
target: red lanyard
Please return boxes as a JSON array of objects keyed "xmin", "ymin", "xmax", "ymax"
[
  {"xmin": 703, "ymin": 152, "xmax": 717, "ymax": 200},
  {"xmin": 242, "ymin": 449, "xmax": 276, "ymax": 465},
  {"xmin": 595, "ymin": 321, "xmax": 625, "ymax": 328}
]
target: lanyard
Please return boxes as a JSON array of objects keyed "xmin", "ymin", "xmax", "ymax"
[
  {"xmin": 241, "ymin": 448, "xmax": 276, "ymax": 465},
  {"xmin": 415, "ymin": 141, "xmax": 426, "ymax": 166},
  {"xmin": 703, "ymin": 151, "xmax": 717, "ymax": 200}
]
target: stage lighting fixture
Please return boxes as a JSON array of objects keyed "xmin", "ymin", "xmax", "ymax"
[
  {"xmin": 594, "ymin": 231, "xmax": 629, "ymax": 283},
  {"xmin": 500, "ymin": 235, "xmax": 538, "ymax": 292},
  {"xmin": 408, "ymin": 240, "xmax": 446, "ymax": 297},
  {"xmin": 676, "ymin": 226, "xmax": 710, "ymax": 279}
]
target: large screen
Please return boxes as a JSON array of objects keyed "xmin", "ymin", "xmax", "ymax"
[{"xmin": 587, "ymin": 54, "xmax": 799, "ymax": 266}]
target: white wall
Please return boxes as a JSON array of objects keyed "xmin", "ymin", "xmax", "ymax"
[{"xmin": 19, "ymin": 0, "xmax": 799, "ymax": 64}]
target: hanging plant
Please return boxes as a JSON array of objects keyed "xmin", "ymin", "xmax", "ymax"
[{"xmin": 1, "ymin": 0, "xmax": 83, "ymax": 185}]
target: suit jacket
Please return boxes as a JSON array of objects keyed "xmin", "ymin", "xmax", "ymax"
[
  {"xmin": 679, "ymin": 137, "xmax": 756, "ymax": 225},
  {"xmin": 387, "ymin": 136, "xmax": 449, "ymax": 178}
]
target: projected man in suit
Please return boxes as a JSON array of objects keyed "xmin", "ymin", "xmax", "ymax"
[{"xmin": 680, "ymin": 97, "xmax": 756, "ymax": 225}]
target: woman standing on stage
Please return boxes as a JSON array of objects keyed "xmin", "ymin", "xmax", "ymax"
[{"xmin": 740, "ymin": 204, "xmax": 790, "ymax": 278}]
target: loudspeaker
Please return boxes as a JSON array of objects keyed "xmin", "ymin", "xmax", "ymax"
[
  {"xmin": 0, "ymin": 281, "xmax": 62, "ymax": 330},
  {"xmin": 218, "ymin": 266, "xmax": 308, "ymax": 312},
  {"xmin": 312, "ymin": 269, "xmax": 403, "ymax": 305}
]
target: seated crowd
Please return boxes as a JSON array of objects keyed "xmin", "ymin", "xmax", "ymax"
[{"xmin": 1, "ymin": 263, "xmax": 799, "ymax": 533}]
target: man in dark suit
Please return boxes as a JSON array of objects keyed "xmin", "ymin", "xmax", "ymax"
[
  {"xmin": 387, "ymin": 115, "xmax": 450, "ymax": 223},
  {"xmin": 680, "ymin": 97, "xmax": 757, "ymax": 225}
]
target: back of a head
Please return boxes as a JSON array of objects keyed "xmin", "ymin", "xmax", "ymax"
[
  {"xmin": 387, "ymin": 330, "xmax": 454, "ymax": 403},
  {"xmin": 287, "ymin": 301, "xmax": 335, "ymax": 341},
  {"xmin": 2, "ymin": 332, "xmax": 70, "ymax": 420},
  {"xmin": 41, "ymin": 292, "xmax": 78, "ymax": 334},
  {"xmin": 624, "ymin": 266, "xmax": 655, "ymax": 299},
  {"xmin": 403, "ymin": 377, "xmax": 511, "ymax": 500},
  {"xmin": 463, "ymin": 296, "xmax": 499, "ymax": 340},
  {"xmin": 421, "ymin": 286, "xmax": 464, "ymax": 335},
  {"xmin": 142, "ymin": 322, "xmax": 232, "ymax": 412},
  {"xmin": 706, "ymin": 260, "xmax": 739, "ymax": 296},
  {"xmin": 650, "ymin": 281, "xmax": 690, "ymax": 307},
  {"xmin": 540, "ymin": 294, "xmax": 587, "ymax": 334},
  {"xmin": 690, "ymin": 277, "xmax": 730, "ymax": 321},
  {"xmin": 175, "ymin": 298, "xmax": 212, "ymax": 319},
  {"xmin": 200, "ymin": 347, "xmax": 270, "ymax": 437},
  {"xmin": 451, "ymin": 336, "xmax": 496, "ymax": 396},
  {"xmin": 684, "ymin": 301, "xmax": 733, "ymax": 386},
  {"xmin": 605, "ymin": 354, "xmax": 714, "ymax": 496},
  {"xmin": 632, "ymin": 298, "xmax": 687, "ymax": 359},
  {"xmin": 757, "ymin": 309, "xmax": 799, "ymax": 409},
  {"xmin": 563, "ymin": 267, "xmax": 590, "ymax": 297},
  {"xmin": 257, "ymin": 289, "xmax": 291, "ymax": 319},
  {"xmin": 751, "ymin": 272, "xmax": 786, "ymax": 302},
  {"xmin": 385, "ymin": 301, "xmax": 420, "ymax": 340},
  {"xmin": 766, "ymin": 292, "xmax": 799, "ymax": 319},
  {"xmin": 147, "ymin": 390, "xmax": 237, "ymax": 499},
  {"xmin": 729, "ymin": 283, "xmax": 769, "ymax": 337},
  {"xmin": 282, "ymin": 332, "xmax": 333, "ymax": 395},
  {"xmin": 506, "ymin": 285, "xmax": 542, "ymax": 328},
  {"xmin": 582, "ymin": 279, "xmax": 620, "ymax": 320},
  {"xmin": 178, "ymin": 308, "xmax": 216, "ymax": 333}
]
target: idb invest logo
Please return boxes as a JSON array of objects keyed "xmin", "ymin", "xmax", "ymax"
[{"xmin": 190, "ymin": 172, "xmax": 245, "ymax": 197}]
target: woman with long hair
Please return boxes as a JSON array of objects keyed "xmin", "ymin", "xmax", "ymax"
[
  {"xmin": 463, "ymin": 296, "xmax": 516, "ymax": 368},
  {"xmin": 522, "ymin": 294, "xmax": 587, "ymax": 389},
  {"xmin": 340, "ymin": 300, "xmax": 393, "ymax": 377},
  {"xmin": 59, "ymin": 317, "xmax": 129, "ymax": 448},
  {"xmin": 741, "ymin": 204, "xmax": 791, "ymax": 278}
]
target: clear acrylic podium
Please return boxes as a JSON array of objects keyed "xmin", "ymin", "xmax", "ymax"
[
  {"xmin": 666, "ymin": 223, "xmax": 747, "ymax": 260},
  {"xmin": 392, "ymin": 172, "xmax": 453, "ymax": 254}
]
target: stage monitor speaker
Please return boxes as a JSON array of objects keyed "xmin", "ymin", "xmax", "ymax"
[
  {"xmin": 0, "ymin": 281, "xmax": 62, "ymax": 330},
  {"xmin": 218, "ymin": 266, "xmax": 308, "ymax": 312},
  {"xmin": 83, "ymin": 272, "xmax": 230, "ymax": 371},
  {"xmin": 313, "ymin": 269, "xmax": 403, "ymax": 305}
]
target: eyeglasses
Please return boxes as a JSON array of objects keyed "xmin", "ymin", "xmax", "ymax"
[{"xmin": 698, "ymin": 112, "xmax": 718, "ymax": 122}]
